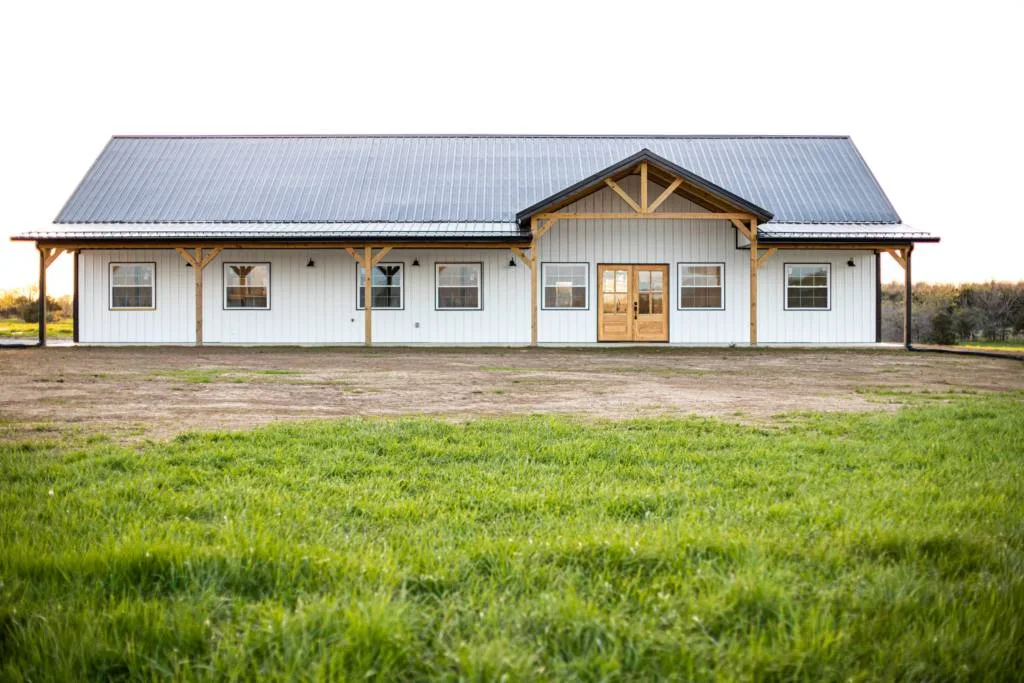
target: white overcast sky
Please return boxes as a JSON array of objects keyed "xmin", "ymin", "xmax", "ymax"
[{"xmin": 1, "ymin": 0, "xmax": 1021, "ymax": 295}]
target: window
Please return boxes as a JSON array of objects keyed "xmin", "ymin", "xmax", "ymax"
[
  {"xmin": 110, "ymin": 263, "xmax": 155, "ymax": 310},
  {"xmin": 785, "ymin": 263, "xmax": 830, "ymax": 310},
  {"xmin": 679, "ymin": 263, "xmax": 724, "ymax": 309},
  {"xmin": 224, "ymin": 263, "xmax": 270, "ymax": 309},
  {"xmin": 542, "ymin": 263, "xmax": 588, "ymax": 309},
  {"xmin": 358, "ymin": 263, "xmax": 404, "ymax": 309},
  {"xmin": 436, "ymin": 263, "xmax": 482, "ymax": 310}
]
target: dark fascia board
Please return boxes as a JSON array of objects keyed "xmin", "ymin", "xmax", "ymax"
[
  {"xmin": 758, "ymin": 235, "xmax": 940, "ymax": 244},
  {"xmin": 515, "ymin": 148, "xmax": 774, "ymax": 224},
  {"xmin": 14, "ymin": 235, "xmax": 532, "ymax": 245}
]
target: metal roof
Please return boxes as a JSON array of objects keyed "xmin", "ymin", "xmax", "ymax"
[
  {"xmin": 759, "ymin": 223, "xmax": 938, "ymax": 242},
  {"xmin": 52, "ymin": 135, "xmax": 903, "ymax": 225},
  {"xmin": 18, "ymin": 222, "xmax": 525, "ymax": 241}
]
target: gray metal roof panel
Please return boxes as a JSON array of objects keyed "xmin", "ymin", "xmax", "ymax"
[
  {"xmin": 53, "ymin": 135, "xmax": 902, "ymax": 225},
  {"xmin": 759, "ymin": 223, "xmax": 937, "ymax": 242},
  {"xmin": 15, "ymin": 222, "xmax": 525, "ymax": 241}
]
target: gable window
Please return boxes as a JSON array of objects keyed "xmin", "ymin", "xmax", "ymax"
[
  {"xmin": 542, "ymin": 263, "xmax": 588, "ymax": 309},
  {"xmin": 679, "ymin": 263, "xmax": 724, "ymax": 309},
  {"xmin": 224, "ymin": 263, "xmax": 270, "ymax": 309},
  {"xmin": 358, "ymin": 263, "xmax": 404, "ymax": 309},
  {"xmin": 785, "ymin": 263, "xmax": 830, "ymax": 310},
  {"xmin": 436, "ymin": 263, "xmax": 482, "ymax": 310},
  {"xmin": 110, "ymin": 263, "xmax": 155, "ymax": 310}
]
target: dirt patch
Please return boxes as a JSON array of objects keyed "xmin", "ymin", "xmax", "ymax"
[{"xmin": 1, "ymin": 346, "xmax": 1021, "ymax": 440}]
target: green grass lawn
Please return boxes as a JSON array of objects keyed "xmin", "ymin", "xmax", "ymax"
[
  {"xmin": 0, "ymin": 318, "xmax": 73, "ymax": 339},
  {"xmin": 2, "ymin": 395, "xmax": 1023, "ymax": 681},
  {"xmin": 961, "ymin": 339, "xmax": 1024, "ymax": 351}
]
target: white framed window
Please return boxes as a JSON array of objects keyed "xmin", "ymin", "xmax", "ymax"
[
  {"xmin": 542, "ymin": 263, "xmax": 588, "ymax": 309},
  {"xmin": 678, "ymin": 263, "xmax": 724, "ymax": 310},
  {"xmin": 436, "ymin": 263, "xmax": 482, "ymax": 310},
  {"xmin": 785, "ymin": 263, "xmax": 830, "ymax": 310},
  {"xmin": 358, "ymin": 263, "xmax": 404, "ymax": 309},
  {"xmin": 109, "ymin": 262, "xmax": 155, "ymax": 310},
  {"xmin": 224, "ymin": 263, "xmax": 270, "ymax": 309}
]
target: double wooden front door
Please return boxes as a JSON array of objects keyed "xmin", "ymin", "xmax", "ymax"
[{"xmin": 597, "ymin": 264, "xmax": 669, "ymax": 342}]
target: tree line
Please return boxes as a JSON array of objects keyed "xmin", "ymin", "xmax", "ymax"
[
  {"xmin": 0, "ymin": 287, "xmax": 72, "ymax": 323},
  {"xmin": 882, "ymin": 281, "xmax": 1024, "ymax": 344}
]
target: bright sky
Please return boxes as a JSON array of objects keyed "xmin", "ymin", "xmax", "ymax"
[{"xmin": 2, "ymin": 0, "xmax": 1021, "ymax": 296}]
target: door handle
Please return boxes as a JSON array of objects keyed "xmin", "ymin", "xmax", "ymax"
[{"xmin": 633, "ymin": 299, "xmax": 638, "ymax": 318}]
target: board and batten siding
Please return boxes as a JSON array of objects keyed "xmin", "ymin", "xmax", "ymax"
[
  {"xmin": 77, "ymin": 180, "xmax": 877, "ymax": 344},
  {"xmin": 78, "ymin": 248, "xmax": 530, "ymax": 344},
  {"xmin": 756, "ymin": 250, "xmax": 877, "ymax": 343},
  {"xmin": 78, "ymin": 249, "xmax": 193, "ymax": 343}
]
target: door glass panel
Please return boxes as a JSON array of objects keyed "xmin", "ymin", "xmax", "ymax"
[
  {"xmin": 651, "ymin": 293, "xmax": 663, "ymax": 314},
  {"xmin": 615, "ymin": 270, "xmax": 628, "ymax": 293},
  {"xmin": 638, "ymin": 271, "xmax": 650, "ymax": 292},
  {"xmin": 650, "ymin": 270, "xmax": 663, "ymax": 292},
  {"xmin": 638, "ymin": 292, "xmax": 650, "ymax": 314},
  {"xmin": 603, "ymin": 270, "xmax": 615, "ymax": 293}
]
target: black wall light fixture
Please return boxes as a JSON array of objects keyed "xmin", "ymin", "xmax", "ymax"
[
  {"xmin": 847, "ymin": 258, "xmax": 856, "ymax": 267},
  {"xmin": 509, "ymin": 258, "xmax": 517, "ymax": 268},
  {"xmin": 307, "ymin": 258, "xmax": 316, "ymax": 268},
  {"xmin": 412, "ymin": 259, "xmax": 420, "ymax": 267}
]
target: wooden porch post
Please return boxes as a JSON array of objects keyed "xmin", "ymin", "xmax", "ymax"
[
  {"xmin": 749, "ymin": 219, "xmax": 758, "ymax": 345},
  {"xmin": 37, "ymin": 247, "xmax": 46, "ymax": 346},
  {"xmin": 175, "ymin": 247, "xmax": 222, "ymax": 345},
  {"xmin": 904, "ymin": 244, "xmax": 914, "ymax": 348},
  {"xmin": 364, "ymin": 245, "xmax": 373, "ymax": 346},
  {"xmin": 35, "ymin": 247, "xmax": 64, "ymax": 346}
]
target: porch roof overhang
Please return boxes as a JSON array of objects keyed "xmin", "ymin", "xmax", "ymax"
[
  {"xmin": 515, "ymin": 148, "xmax": 775, "ymax": 225},
  {"xmin": 11, "ymin": 222, "xmax": 531, "ymax": 248},
  {"xmin": 757, "ymin": 222, "xmax": 939, "ymax": 244}
]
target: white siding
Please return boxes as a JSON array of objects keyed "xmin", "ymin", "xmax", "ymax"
[
  {"xmin": 757, "ymin": 250, "xmax": 877, "ymax": 343},
  {"xmin": 79, "ymin": 250, "xmax": 192, "ymax": 343},
  {"xmin": 538, "ymin": 176, "xmax": 750, "ymax": 343},
  {"xmin": 79, "ymin": 248, "xmax": 530, "ymax": 344},
  {"xmin": 76, "ymin": 178, "xmax": 877, "ymax": 344}
]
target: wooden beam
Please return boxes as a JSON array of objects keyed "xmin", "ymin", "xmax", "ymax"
[
  {"xmin": 194, "ymin": 248, "xmax": 205, "ymax": 345},
  {"xmin": 37, "ymin": 248, "xmax": 47, "ymax": 346},
  {"xmin": 529, "ymin": 218, "xmax": 539, "ymax": 347},
  {"xmin": 43, "ymin": 248, "xmax": 64, "ymax": 269},
  {"xmin": 174, "ymin": 246, "xmax": 220, "ymax": 345},
  {"xmin": 534, "ymin": 218, "xmax": 559, "ymax": 241},
  {"xmin": 535, "ymin": 212, "xmax": 755, "ymax": 221},
  {"xmin": 510, "ymin": 246, "xmax": 530, "ymax": 265},
  {"xmin": 646, "ymin": 177, "xmax": 683, "ymax": 214},
  {"xmin": 749, "ymin": 219, "xmax": 759, "ymax": 346},
  {"xmin": 369, "ymin": 246, "xmax": 393, "ymax": 267},
  {"xmin": 175, "ymin": 247, "xmax": 199, "ymax": 268},
  {"xmin": 364, "ymin": 246, "xmax": 373, "ymax": 346},
  {"xmin": 38, "ymin": 241, "xmax": 535, "ymax": 252},
  {"xmin": 904, "ymin": 244, "xmax": 914, "ymax": 348},
  {"xmin": 603, "ymin": 179, "xmax": 642, "ymax": 214},
  {"xmin": 884, "ymin": 247, "xmax": 907, "ymax": 270},
  {"xmin": 640, "ymin": 162, "xmax": 648, "ymax": 212},
  {"xmin": 756, "ymin": 247, "xmax": 777, "ymax": 268},
  {"xmin": 344, "ymin": 246, "xmax": 364, "ymax": 267},
  {"xmin": 730, "ymin": 218, "xmax": 752, "ymax": 241}
]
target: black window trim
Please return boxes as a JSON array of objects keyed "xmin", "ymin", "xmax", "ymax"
[
  {"xmin": 783, "ymin": 262, "xmax": 832, "ymax": 312},
  {"xmin": 356, "ymin": 261, "xmax": 406, "ymax": 311},
  {"xmin": 677, "ymin": 261, "xmax": 726, "ymax": 311},
  {"xmin": 108, "ymin": 261, "xmax": 157, "ymax": 311},
  {"xmin": 434, "ymin": 261, "xmax": 484, "ymax": 311},
  {"xmin": 223, "ymin": 261, "xmax": 272, "ymax": 311},
  {"xmin": 540, "ymin": 261, "xmax": 590, "ymax": 311}
]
